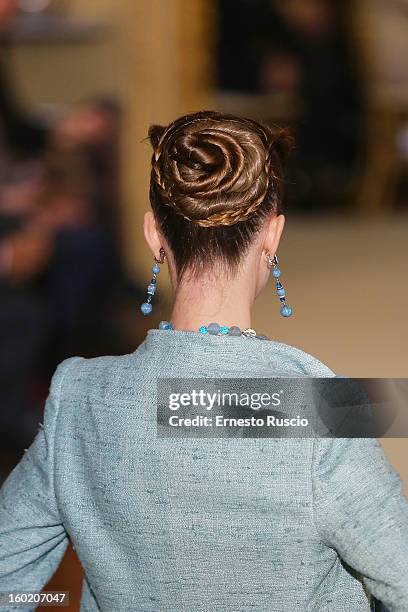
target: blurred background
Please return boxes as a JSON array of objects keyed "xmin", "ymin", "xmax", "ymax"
[{"xmin": 0, "ymin": 0, "xmax": 407, "ymax": 608}]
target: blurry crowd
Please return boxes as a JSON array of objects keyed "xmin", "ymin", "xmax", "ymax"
[
  {"xmin": 0, "ymin": 1, "xmax": 141, "ymax": 452},
  {"xmin": 218, "ymin": 0, "xmax": 364, "ymax": 210}
]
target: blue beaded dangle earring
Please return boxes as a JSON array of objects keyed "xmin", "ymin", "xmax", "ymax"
[
  {"xmin": 140, "ymin": 248, "xmax": 165, "ymax": 316},
  {"xmin": 266, "ymin": 253, "xmax": 293, "ymax": 318}
]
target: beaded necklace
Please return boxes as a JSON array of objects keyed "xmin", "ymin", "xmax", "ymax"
[{"xmin": 159, "ymin": 321, "xmax": 269, "ymax": 340}]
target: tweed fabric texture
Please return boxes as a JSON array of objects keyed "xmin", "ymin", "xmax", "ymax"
[{"xmin": 0, "ymin": 330, "xmax": 407, "ymax": 611}]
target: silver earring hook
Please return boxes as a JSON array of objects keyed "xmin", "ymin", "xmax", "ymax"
[
  {"xmin": 265, "ymin": 252, "xmax": 279, "ymax": 269},
  {"xmin": 154, "ymin": 247, "xmax": 166, "ymax": 264}
]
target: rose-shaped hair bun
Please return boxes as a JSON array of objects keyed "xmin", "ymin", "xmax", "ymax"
[{"xmin": 149, "ymin": 110, "xmax": 291, "ymax": 228}]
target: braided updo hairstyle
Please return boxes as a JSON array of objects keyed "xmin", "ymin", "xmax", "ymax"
[{"xmin": 148, "ymin": 110, "xmax": 292, "ymax": 279}]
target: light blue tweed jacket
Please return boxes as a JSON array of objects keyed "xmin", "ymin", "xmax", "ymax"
[{"xmin": 0, "ymin": 330, "xmax": 408, "ymax": 611}]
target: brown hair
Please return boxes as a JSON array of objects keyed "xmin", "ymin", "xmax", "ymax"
[{"xmin": 148, "ymin": 110, "xmax": 292, "ymax": 279}]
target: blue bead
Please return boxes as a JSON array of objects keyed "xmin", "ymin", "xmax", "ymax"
[
  {"xmin": 280, "ymin": 305, "xmax": 293, "ymax": 318},
  {"xmin": 279, "ymin": 296, "xmax": 286, "ymax": 302},
  {"xmin": 219, "ymin": 326, "xmax": 229, "ymax": 335},
  {"xmin": 150, "ymin": 278, "xmax": 157, "ymax": 284},
  {"xmin": 152, "ymin": 264, "xmax": 160, "ymax": 274},
  {"xmin": 159, "ymin": 321, "xmax": 173, "ymax": 330},
  {"xmin": 276, "ymin": 281, "xmax": 283, "ymax": 289},
  {"xmin": 207, "ymin": 322, "xmax": 220, "ymax": 335},
  {"xmin": 199, "ymin": 325, "xmax": 208, "ymax": 334},
  {"xmin": 147, "ymin": 284, "xmax": 156, "ymax": 295},
  {"xmin": 228, "ymin": 326, "xmax": 241, "ymax": 336},
  {"xmin": 277, "ymin": 288, "xmax": 286, "ymax": 297},
  {"xmin": 272, "ymin": 268, "xmax": 281, "ymax": 278},
  {"xmin": 140, "ymin": 302, "xmax": 153, "ymax": 316}
]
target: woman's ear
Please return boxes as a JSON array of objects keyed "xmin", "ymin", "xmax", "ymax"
[
  {"xmin": 143, "ymin": 211, "xmax": 163, "ymax": 260},
  {"xmin": 263, "ymin": 214, "xmax": 285, "ymax": 257}
]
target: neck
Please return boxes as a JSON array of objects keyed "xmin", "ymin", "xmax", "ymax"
[{"xmin": 170, "ymin": 273, "xmax": 254, "ymax": 331}]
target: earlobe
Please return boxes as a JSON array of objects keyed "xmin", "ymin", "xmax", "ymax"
[
  {"xmin": 263, "ymin": 214, "xmax": 285, "ymax": 256},
  {"xmin": 143, "ymin": 211, "xmax": 163, "ymax": 260}
]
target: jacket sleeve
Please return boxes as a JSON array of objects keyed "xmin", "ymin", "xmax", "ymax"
[
  {"xmin": 0, "ymin": 356, "xmax": 81, "ymax": 610},
  {"xmin": 312, "ymin": 436, "xmax": 408, "ymax": 611}
]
